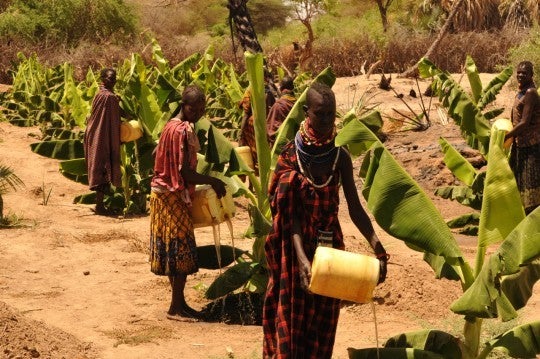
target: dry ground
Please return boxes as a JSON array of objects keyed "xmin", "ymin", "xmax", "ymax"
[{"xmin": 1, "ymin": 74, "xmax": 539, "ymax": 359}]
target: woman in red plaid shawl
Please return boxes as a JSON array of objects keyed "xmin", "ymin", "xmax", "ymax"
[
  {"xmin": 150, "ymin": 85, "xmax": 226, "ymax": 322},
  {"xmin": 263, "ymin": 83, "xmax": 388, "ymax": 358}
]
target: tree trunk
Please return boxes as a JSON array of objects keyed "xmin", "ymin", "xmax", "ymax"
[
  {"xmin": 399, "ymin": 0, "xmax": 465, "ymax": 78},
  {"xmin": 375, "ymin": 0, "xmax": 390, "ymax": 32}
]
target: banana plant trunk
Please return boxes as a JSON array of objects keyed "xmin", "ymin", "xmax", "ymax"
[{"xmin": 463, "ymin": 317, "xmax": 483, "ymax": 359}]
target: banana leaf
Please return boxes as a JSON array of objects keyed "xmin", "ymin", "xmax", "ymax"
[
  {"xmin": 481, "ymin": 321, "xmax": 540, "ymax": 358},
  {"xmin": 361, "ymin": 141, "xmax": 470, "ymax": 283},
  {"xmin": 59, "ymin": 158, "xmax": 86, "ymax": 176},
  {"xmin": 196, "ymin": 244, "xmax": 246, "ymax": 269},
  {"xmin": 465, "ymin": 56, "xmax": 482, "ymax": 104},
  {"xmin": 30, "ymin": 139, "xmax": 84, "ymax": 160},
  {"xmin": 434, "ymin": 186, "xmax": 482, "ymax": 209},
  {"xmin": 347, "ymin": 347, "xmax": 445, "ymax": 359},
  {"xmin": 475, "ymin": 126, "xmax": 525, "ymax": 272},
  {"xmin": 384, "ymin": 329, "xmax": 461, "ymax": 359},
  {"xmin": 451, "ymin": 209, "xmax": 540, "ymax": 321},
  {"xmin": 447, "ymin": 213, "xmax": 480, "ymax": 228},
  {"xmin": 438, "ymin": 137, "xmax": 477, "ymax": 186},
  {"xmin": 244, "ymin": 51, "xmax": 271, "ymax": 211},
  {"xmin": 205, "ymin": 261, "xmax": 254, "ymax": 300},
  {"xmin": 151, "ymin": 38, "xmax": 169, "ymax": 74},
  {"xmin": 477, "ymin": 65, "xmax": 513, "ymax": 110},
  {"xmin": 418, "ymin": 58, "xmax": 491, "ymax": 155},
  {"xmin": 335, "ymin": 111, "xmax": 381, "ymax": 157},
  {"xmin": 61, "ymin": 63, "xmax": 90, "ymax": 129}
]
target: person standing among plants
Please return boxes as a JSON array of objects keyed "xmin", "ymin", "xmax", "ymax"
[
  {"xmin": 84, "ymin": 68, "xmax": 122, "ymax": 215},
  {"xmin": 149, "ymin": 84, "xmax": 226, "ymax": 321},
  {"xmin": 505, "ymin": 61, "xmax": 540, "ymax": 215},
  {"xmin": 266, "ymin": 75, "xmax": 296, "ymax": 148},
  {"xmin": 262, "ymin": 82, "xmax": 389, "ymax": 358}
]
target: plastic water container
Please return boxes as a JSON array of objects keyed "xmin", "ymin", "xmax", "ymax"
[
  {"xmin": 234, "ymin": 146, "xmax": 254, "ymax": 170},
  {"xmin": 190, "ymin": 185, "xmax": 235, "ymax": 228},
  {"xmin": 120, "ymin": 120, "xmax": 143, "ymax": 142},
  {"xmin": 309, "ymin": 247, "xmax": 380, "ymax": 303}
]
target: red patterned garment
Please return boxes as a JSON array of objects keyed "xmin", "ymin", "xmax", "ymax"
[
  {"xmin": 84, "ymin": 86, "xmax": 122, "ymax": 190},
  {"xmin": 151, "ymin": 118, "xmax": 199, "ymax": 199},
  {"xmin": 263, "ymin": 141, "xmax": 344, "ymax": 359},
  {"xmin": 266, "ymin": 92, "xmax": 296, "ymax": 148}
]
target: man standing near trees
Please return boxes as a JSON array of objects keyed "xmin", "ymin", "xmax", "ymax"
[
  {"xmin": 84, "ymin": 68, "xmax": 122, "ymax": 215},
  {"xmin": 505, "ymin": 61, "xmax": 540, "ymax": 215}
]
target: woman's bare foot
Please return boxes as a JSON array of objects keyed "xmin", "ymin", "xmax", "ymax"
[{"xmin": 167, "ymin": 304, "xmax": 203, "ymax": 320}]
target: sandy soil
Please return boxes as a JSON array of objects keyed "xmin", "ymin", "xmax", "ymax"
[{"xmin": 1, "ymin": 74, "xmax": 538, "ymax": 359}]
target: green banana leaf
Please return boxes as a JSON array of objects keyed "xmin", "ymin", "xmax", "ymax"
[
  {"xmin": 361, "ymin": 141, "xmax": 469, "ymax": 283},
  {"xmin": 447, "ymin": 213, "xmax": 480, "ymax": 228},
  {"xmin": 59, "ymin": 158, "xmax": 86, "ymax": 176},
  {"xmin": 477, "ymin": 66, "xmax": 513, "ymax": 110},
  {"xmin": 451, "ymin": 209, "xmax": 540, "ymax": 321},
  {"xmin": 347, "ymin": 347, "xmax": 445, "ymax": 359},
  {"xmin": 335, "ymin": 111, "xmax": 381, "ymax": 156},
  {"xmin": 196, "ymin": 245, "xmax": 246, "ymax": 270},
  {"xmin": 61, "ymin": 63, "xmax": 90, "ymax": 129},
  {"xmin": 418, "ymin": 58, "xmax": 491, "ymax": 155},
  {"xmin": 151, "ymin": 38, "xmax": 170, "ymax": 74},
  {"xmin": 384, "ymin": 329, "xmax": 462, "ymax": 359},
  {"xmin": 205, "ymin": 261, "xmax": 254, "ymax": 300},
  {"xmin": 434, "ymin": 186, "xmax": 482, "ymax": 209},
  {"xmin": 475, "ymin": 126, "xmax": 525, "ymax": 272},
  {"xmin": 438, "ymin": 137, "xmax": 477, "ymax": 186},
  {"xmin": 244, "ymin": 51, "xmax": 271, "ymax": 212},
  {"xmin": 30, "ymin": 139, "xmax": 84, "ymax": 160},
  {"xmin": 465, "ymin": 56, "xmax": 482, "ymax": 104},
  {"xmin": 482, "ymin": 321, "xmax": 540, "ymax": 358}
]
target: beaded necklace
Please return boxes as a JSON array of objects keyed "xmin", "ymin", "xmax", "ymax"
[{"xmin": 295, "ymin": 133, "xmax": 340, "ymax": 188}]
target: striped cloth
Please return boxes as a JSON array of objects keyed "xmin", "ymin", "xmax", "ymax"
[
  {"xmin": 84, "ymin": 86, "xmax": 122, "ymax": 190},
  {"xmin": 263, "ymin": 140, "xmax": 344, "ymax": 359}
]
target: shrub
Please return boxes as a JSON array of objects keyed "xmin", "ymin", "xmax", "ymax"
[
  {"xmin": 507, "ymin": 23, "xmax": 540, "ymax": 84},
  {"xmin": 0, "ymin": 0, "xmax": 138, "ymax": 46}
]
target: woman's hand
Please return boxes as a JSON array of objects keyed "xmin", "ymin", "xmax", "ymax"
[
  {"xmin": 377, "ymin": 253, "xmax": 389, "ymax": 284},
  {"xmin": 210, "ymin": 178, "xmax": 227, "ymax": 198},
  {"xmin": 298, "ymin": 256, "xmax": 312, "ymax": 291}
]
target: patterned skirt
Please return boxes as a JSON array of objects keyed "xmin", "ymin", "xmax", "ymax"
[
  {"xmin": 149, "ymin": 191, "xmax": 198, "ymax": 276},
  {"xmin": 510, "ymin": 142, "xmax": 540, "ymax": 214}
]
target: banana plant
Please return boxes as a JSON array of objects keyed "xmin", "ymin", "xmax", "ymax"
[
  {"xmin": 201, "ymin": 52, "xmax": 343, "ymax": 299},
  {"xmin": 419, "ymin": 57, "xmax": 514, "ymax": 235},
  {"xmin": 344, "ymin": 107, "xmax": 540, "ymax": 358},
  {"xmin": 418, "ymin": 56, "xmax": 512, "ymax": 156}
]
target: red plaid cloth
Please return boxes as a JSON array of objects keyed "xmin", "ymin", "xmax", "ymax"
[{"xmin": 263, "ymin": 141, "xmax": 344, "ymax": 359}]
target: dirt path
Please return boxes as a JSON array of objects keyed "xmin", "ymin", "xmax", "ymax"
[{"xmin": 1, "ymin": 74, "xmax": 538, "ymax": 359}]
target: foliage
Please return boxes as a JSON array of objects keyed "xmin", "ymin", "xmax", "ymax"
[
  {"xmin": 507, "ymin": 24, "xmax": 540, "ymax": 86},
  {"xmin": 0, "ymin": 164, "xmax": 23, "ymax": 221},
  {"xmin": 418, "ymin": 56, "xmax": 513, "ymax": 236},
  {"xmin": 0, "ymin": 0, "xmax": 138, "ymax": 45},
  {"xmin": 346, "ymin": 56, "xmax": 539, "ymax": 359}
]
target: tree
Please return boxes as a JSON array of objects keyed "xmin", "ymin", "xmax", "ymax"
[
  {"xmin": 499, "ymin": 0, "xmax": 540, "ymax": 29},
  {"xmin": 400, "ymin": 0, "xmax": 465, "ymax": 77},
  {"xmin": 375, "ymin": 0, "xmax": 394, "ymax": 32},
  {"xmin": 288, "ymin": 0, "xmax": 335, "ymax": 70}
]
